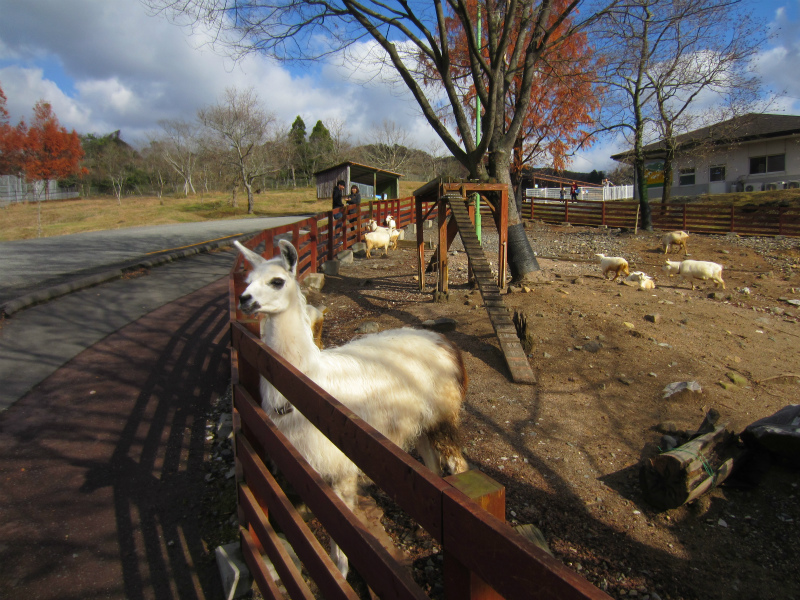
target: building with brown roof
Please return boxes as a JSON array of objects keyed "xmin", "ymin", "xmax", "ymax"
[{"xmin": 611, "ymin": 113, "xmax": 800, "ymax": 198}]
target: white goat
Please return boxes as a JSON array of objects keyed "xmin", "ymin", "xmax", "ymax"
[
  {"xmin": 234, "ymin": 240, "xmax": 468, "ymax": 576},
  {"xmin": 662, "ymin": 231, "xmax": 689, "ymax": 254},
  {"xmin": 625, "ymin": 271, "xmax": 656, "ymax": 290},
  {"xmin": 384, "ymin": 215, "xmax": 396, "ymax": 229},
  {"xmin": 367, "ymin": 218, "xmax": 384, "ymax": 232},
  {"xmin": 389, "ymin": 228, "xmax": 402, "ymax": 250},
  {"xmin": 663, "ymin": 259, "xmax": 725, "ymax": 289},
  {"xmin": 595, "ymin": 254, "xmax": 630, "ymax": 281},
  {"xmin": 364, "ymin": 227, "xmax": 392, "ymax": 258}
]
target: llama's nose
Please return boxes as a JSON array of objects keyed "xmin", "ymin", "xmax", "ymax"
[{"xmin": 239, "ymin": 293, "xmax": 256, "ymax": 313}]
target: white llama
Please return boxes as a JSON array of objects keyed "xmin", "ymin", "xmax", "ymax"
[{"xmin": 234, "ymin": 240, "xmax": 468, "ymax": 576}]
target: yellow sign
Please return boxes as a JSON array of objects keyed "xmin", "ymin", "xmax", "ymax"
[{"xmin": 645, "ymin": 161, "xmax": 664, "ymax": 188}]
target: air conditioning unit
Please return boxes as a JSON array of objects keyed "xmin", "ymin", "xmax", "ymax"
[
  {"xmin": 743, "ymin": 182, "xmax": 761, "ymax": 192},
  {"xmin": 787, "ymin": 181, "xmax": 800, "ymax": 189},
  {"xmin": 765, "ymin": 182, "xmax": 780, "ymax": 191}
]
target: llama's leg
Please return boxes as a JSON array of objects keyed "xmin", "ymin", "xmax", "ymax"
[
  {"xmin": 415, "ymin": 435, "xmax": 443, "ymax": 476},
  {"xmin": 329, "ymin": 474, "xmax": 358, "ymax": 578}
]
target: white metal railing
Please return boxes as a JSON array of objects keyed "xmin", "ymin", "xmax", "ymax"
[{"xmin": 525, "ymin": 185, "xmax": 634, "ymax": 201}]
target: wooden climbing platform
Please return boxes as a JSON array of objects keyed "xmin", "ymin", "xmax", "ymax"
[{"xmin": 413, "ymin": 180, "xmax": 536, "ymax": 385}]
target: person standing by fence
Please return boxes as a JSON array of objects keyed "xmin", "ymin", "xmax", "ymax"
[
  {"xmin": 570, "ymin": 181, "xmax": 578, "ymax": 202},
  {"xmin": 346, "ymin": 184, "xmax": 361, "ymax": 232}
]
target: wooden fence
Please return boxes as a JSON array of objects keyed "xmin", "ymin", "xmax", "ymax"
[
  {"xmin": 229, "ymin": 197, "xmax": 611, "ymax": 599},
  {"xmin": 524, "ymin": 198, "xmax": 800, "ymax": 237}
]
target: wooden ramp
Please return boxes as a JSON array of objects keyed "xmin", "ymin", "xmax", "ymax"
[{"xmin": 445, "ymin": 194, "xmax": 536, "ymax": 385}]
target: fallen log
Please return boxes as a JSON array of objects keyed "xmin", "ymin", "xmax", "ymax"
[{"xmin": 640, "ymin": 425, "xmax": 746, "ymax": 510}]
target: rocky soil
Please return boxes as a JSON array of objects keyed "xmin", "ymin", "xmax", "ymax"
[{"xmin": 204, "ymin": 221, "xmax": 800, "ymax": 600}]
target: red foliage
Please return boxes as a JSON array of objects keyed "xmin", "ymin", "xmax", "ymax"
[
  {"xmin": 23, "ymin": 102, "xmax": 87, "ymax": 188},
  {"xmin": 438, "ymin": 0, "xmax": 599, "ymax": 172},
  {"xmin": 0, "ymin": 84, "xmax": 8, "ymax": 125},
  {"xmin": 0, "ymin": 90, "xmax": 86, "ymax": 192}
]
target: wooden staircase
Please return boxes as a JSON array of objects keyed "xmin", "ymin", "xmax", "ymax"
[{"xmin": 445, "ymin": 194, "xmax": 536, "ymax": 385}]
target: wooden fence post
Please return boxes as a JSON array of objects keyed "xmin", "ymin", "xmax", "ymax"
[
  {"xmin": 438, "ymin": 197, "xmax": 448, "ymax": 293},
  {"xmin": 327, "ymin": 210, "xmax": 335, "ymax": 260},
  {"xmin": 416, "ymin": 198, "xmax": 425, "ymax": 292},
  {"xmin": 264, "ymin": 230, "xmax": 275, "ymax": 258},
  {"xmin": 443, "ymin": 470, "xmax": 505, "ymax": 600},
  {"xmin": 730, "ymin": 204, "xmax": 735, "ymax": 233},
  {"xmin": 310, "ymin": 219, "xmax": 319, "ymax": 271}
]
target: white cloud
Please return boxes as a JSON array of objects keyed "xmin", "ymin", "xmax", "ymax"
[
  {"xmin": 750, "ymin": 3, "xmax": 800, "ymax": 112},
  {"xmin": 0, "ymin": 0, "xmax": 446, "ymax": 149}
]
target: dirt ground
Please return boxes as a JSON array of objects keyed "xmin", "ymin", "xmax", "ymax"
[{"xmin": 310, "ymin": 221, "xmax": 800, "ymax": 600}]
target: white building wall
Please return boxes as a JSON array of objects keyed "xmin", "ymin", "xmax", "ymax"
[{"xmin": 668, "ymin": 134, "xmax": 800, "ymax": 196}]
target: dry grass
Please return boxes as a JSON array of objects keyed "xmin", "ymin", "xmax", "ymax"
[
  {"xmin": 4, "ymin": 181, "xmax": 797, "ymax": 242},
  {"xmin": 1, "ymin": 182, "xmax": 425, "ymax": 242},
  {"xmin": 683, "ymin": 188, "xmax": 800, "ymax": 206}
]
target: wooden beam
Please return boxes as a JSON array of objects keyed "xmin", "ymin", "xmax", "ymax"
[{"xmin": 443, "ymin": 470, "xmax": 505, "ymax": 600}]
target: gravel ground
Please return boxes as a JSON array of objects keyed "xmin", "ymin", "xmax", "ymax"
[{"xmin": 210, "ymin": 221, "xmax": 800, "ymax": 600}]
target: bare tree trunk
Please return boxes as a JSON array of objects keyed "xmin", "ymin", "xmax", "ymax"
[
  {"xmin": 245, "ymin": 182, "xmax": 254, "ymax": 214},
  {"xmin": 37, "ymin": 185, "xmax": 44, "ymax": 238},
  {"xmin": 488, "ymin": 149, "xmax": 541, "ymax": 281}
]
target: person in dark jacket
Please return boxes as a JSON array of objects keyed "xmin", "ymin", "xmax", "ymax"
[
  {"xmin": 346, "ymin": 184, "xmax": 361, "ymax": 232},
  {"xmin": 331, "ymin": 180, "xmax": 347, "ymax": 245},
  {"xmin": 332, "ymin": 180, "xmax": 346, "ymax": 210},
  {"xmin": 347, "ymin": 184, "xmax": 361, "ymax": 206}
]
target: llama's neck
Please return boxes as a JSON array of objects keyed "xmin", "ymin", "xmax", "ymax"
[{"xmin": 260, "ymin": 293, "xmax": 320, "ymax": 373}]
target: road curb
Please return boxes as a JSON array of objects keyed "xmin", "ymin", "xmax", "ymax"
[{"xmin": 1, "ymin": 236, "xmax": 248, "ymax": 318}]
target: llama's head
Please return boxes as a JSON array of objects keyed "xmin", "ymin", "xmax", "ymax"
[
  {"xmin": 235, "ymin": 240, "xmax": 299, "ymax": 316},
  {"xmin": 663, "ymin": 259, "xmax": 681, "ymax": 274}
]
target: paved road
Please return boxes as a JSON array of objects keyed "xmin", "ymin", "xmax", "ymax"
[
  {"xmin": 0, "ymin": 216, "xmax": 305, "ymax": 304},
  {"xmin": 0, "ymin": 277, "xmax": 232, "ymax": 600},
  {"xmin": 0, "ymin": 216, "xmax": 305, "ymax": 410}
]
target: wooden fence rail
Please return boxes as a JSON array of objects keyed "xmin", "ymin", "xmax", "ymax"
[
  {"xmin": 229, "ymin": 196, "xmax": 611, "ymax": 599},
  {"xmin": 524, "ymin": 198, "xmax": 800, "ymax": 237}
]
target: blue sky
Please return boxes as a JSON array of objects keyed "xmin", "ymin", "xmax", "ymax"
[{"xmin": 1, "ymin": 0, "xmax": 798, "ymax": 173}]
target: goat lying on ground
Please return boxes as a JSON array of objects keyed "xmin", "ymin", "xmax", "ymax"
[
  {"xmin": 235, "ymin": 240, "xmax": 468, "ymax": 576},
  {"xmin": 625, "ymin": 271, "xmax": 656, "ymax": 290},
  {"xmin": 663, "ymin": 231, "xmax": 689, "ymax": 254},
  {"xmin": 663, "ymin": 259, "xmax": 725, "ymax": 289},
  {"xmin": 595, "ymin": 254, "xmax": 630, "ymax": 281}
]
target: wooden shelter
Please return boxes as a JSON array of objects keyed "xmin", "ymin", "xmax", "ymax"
[{"xmin": 314, "ymin": 161, "xmax": 402, "ymax": 201}]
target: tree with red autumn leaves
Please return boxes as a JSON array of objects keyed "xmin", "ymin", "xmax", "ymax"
[
  {"xmin": 0, "ymin": 85, "xmax": 87, "ymax": 235},
  {"xmin": 436, "ymin": 0, "xmax": 600, "ymax": 205}
]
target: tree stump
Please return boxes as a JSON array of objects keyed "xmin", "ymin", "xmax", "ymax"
[
  {"xmin": 640, "ymin": 425, "xmax": 745, "ymax": 510},
  {"xmin": 513, "ymin": 310, "xmax": 535, "ymax": 354}
]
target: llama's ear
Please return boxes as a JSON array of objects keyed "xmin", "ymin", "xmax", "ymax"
[
  {"xmin": 234, "ymin": 241, "xmax": 267, "ymax": 268},
  {"xmin": 278, "ymin": 240, "xmax": 298, "ymax": 275}
]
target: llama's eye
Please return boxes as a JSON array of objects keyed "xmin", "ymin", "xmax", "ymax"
[{"xmin": 269, "ymin": 277, "xmax": 285, "ymax": 289}]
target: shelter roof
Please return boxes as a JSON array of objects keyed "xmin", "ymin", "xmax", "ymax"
[{"xmin": 314, "ymin": 161, "xmax": 403, "ymax": 184}]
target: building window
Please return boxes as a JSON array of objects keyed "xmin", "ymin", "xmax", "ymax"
[
  {"xmin": 709, "ymin": 165, "xmax": 726, "ymax": 181},
  {"xmin": 750, "ymin": 154, "xmax": 785, "ymax": 174},
  {"xmin": 679, "ymin": 168, "xmax": 695, "ymax": 186},
  {"xmin": 768, "ymin": 154, "xmax": 785, "ymax": 172}
]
